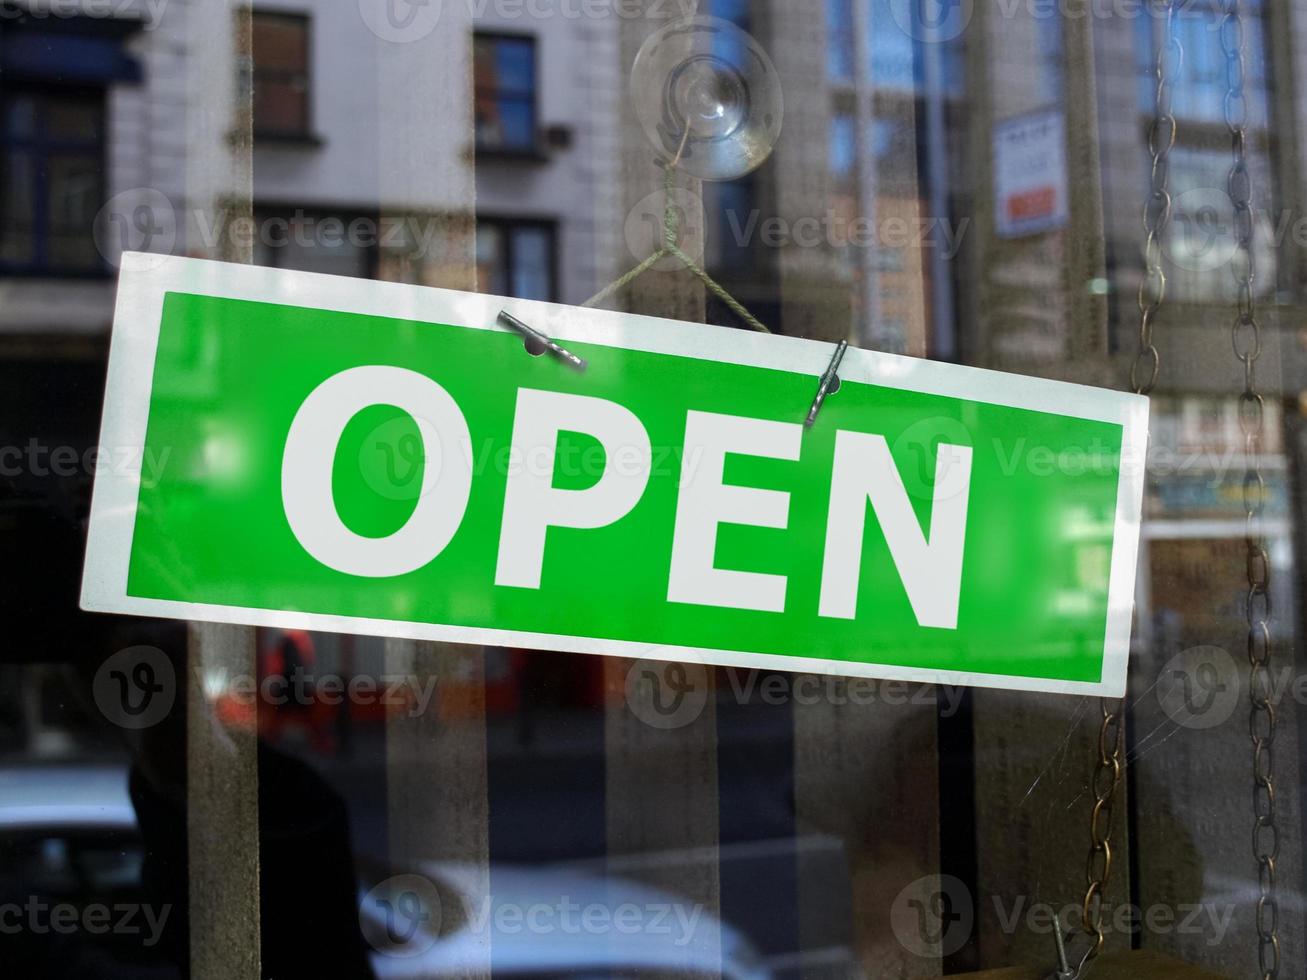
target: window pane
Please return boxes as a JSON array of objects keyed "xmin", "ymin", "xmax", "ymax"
[
  {"xmin": 829, "ymin": 110, "xmax": 860, "ymax": 294},
  {"xmin": 46, "ymin": 154, "xmax": 102, "ymax": 271},
  {"xmin": 473, "ymin": 35, "xmax": 497, "ymax": 95},
  {"xmin": 509, "ymin": 226, "xmax": 552, "ymax": 300},
  {"xmin": 1138, "ymin": 5, "xmax": 1270, "ymax": 124},
  {"xmin": 710, "ymin": 0, "xmax": 750, "ymax": 27},
  {"xmin": 476, "ymin": 225, "xmax": 508, "ymax": 295},
  {"xmin": 475, "ymin": 35, "xmax": 537, "ymax": 149},
  {"xmin": 827, "ymin": 0, "xmax": 855, "ymax": 81},
  {"xmin": 45, "ymin": 100, "xmax": 102, "ymax": 143},
  {"xmin": 1036, "ymin": 12, "xmax": 1064, "ymax": 103},
  {"xmin": 253, "ymin": 14, "xmax": 308, "ymax": 74},
  {"xmin": 255, "ymin": 80, "xmax": 309, "ymax": 135},
  {"xmin": 1165, "ymin": 146, "xmax": 1277, "ymax": 304},
  {"xmin": 872, "ymin": 115, "xmax": 917, "ymax": 196},
  {"xmin": 1, "ymin": 90, "xmax": 106, "ymax": 273},
  {"xmin": 706, "ymin": 177, "xmax": 756, "ymax": 270},
  {"xmin": 478, "ymin": 98, "xmax": 536, "ymax": 150},
  {"xmin": 871, "ymin": 0, "xmax": 920, "ymax": 88},
  {"xmin": 253, "ymin": 13, "xmax": 310, "ymax": 135},
  {"xmin": 829, "ymin": 112, "xmax": 857, "ymax": 188},
  {"xmin": 710, "ymin": 10, "xmax": 749, "ymax": 64},
  {"xmin": 493, "ymin": 39, "xmax": 535, "ymax": 94},
  {"xmin": 475, "ymin": 36, "xmax": 536, "ymax": 95},
  {"xmin": 497, "ymin": 98, "xmax": 535, "ymax": 149},
  {"xmin": 4, "ymin": 94, "xmax": 36, "ymax": 141},
  {"xmin": 253, "ymin": 211, "xmax": 371, "ymax": 279},
  {"xmin": 474, "ymin": 108, "xmax": 498, "ymax": 149},
  {"xmin": 280, "ymin": 231, "xmax": 368, "ymax": 279},
  {"xmin": 0, "ymin": 149, "xmax": 35, "ymax": 265}
]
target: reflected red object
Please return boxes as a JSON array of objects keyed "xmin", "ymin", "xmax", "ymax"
[{"xmin": 1007, "ymin": 186, "xmax": 1056, "ymax": 222}]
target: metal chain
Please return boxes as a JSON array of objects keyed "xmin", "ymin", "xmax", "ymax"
[
  {"xmin": 1222, "ymin": 2, "xmax": 1280, "ymax": 976},
  {"xmin": 1080, "ymin": 699, "xmax": 1126, "ymax": 962},
  {"xmin": 1049, "ymin": 7, "xmax": 1178, "ymax": 977},
  {"xmin": 1133, "ymin": 0, "xmax": 1179, "ymax": 397},
  {"xmin": 1093, "ymin": 0, "xmax": 1177, "ymax": 955}
]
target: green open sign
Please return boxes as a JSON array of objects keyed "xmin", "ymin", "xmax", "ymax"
[{"xmin": 83, "ymin": 254, "xmax": 1147, "ymax": 696}]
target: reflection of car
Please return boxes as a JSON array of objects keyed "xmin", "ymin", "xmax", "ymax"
[
  {"xmin": 0, "ymin": 764, "xmax": 137, "ymax": 834},
  {"xmin": 0, "ymin": 764, "xmax": 176, "ymax": 979},
  {"xmin": 360, "ymin": 861, "xmax": 770, "ymax": 980},
  {"xmin": 1, "ymin": 765, "xmax": 769, "ymax": 980}
]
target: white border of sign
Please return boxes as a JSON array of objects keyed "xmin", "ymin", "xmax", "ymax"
[{"xmin": 82, "ymin": 253, "xmax": 1149, "ymax": 698}]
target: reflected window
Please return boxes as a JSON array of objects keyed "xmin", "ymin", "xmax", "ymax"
[
  {"xmin": 252, "ymin": 208, "xmax": 374, "ymax": 279},
  {"xmin": 829, "ymin": 111, "xmax": 859, "ymax": 277},
  {"xmin": 830, "ymin": 112, "xmax": 858, "ymax": 188},
  {"xmin": 252, "ymin": 12, "xmax": 313, "ymax": 140},
  {"xmin": 827, "ymin": 0, "xmax": 965, "ymax": 92},
  {"xmin": 474, "ymin": 34, "xmax": 538, "ymax": 154},
  {"xmin": 0, "ymin": 88, "xmax": 105, "ymax": 276},
  {"xmin": 1036, "ymin": 11, "xmax": 1064, "ymax": 103},
  {"xmin": 827, "ymin": 0, "xmax": 856, "ymax": 81},
  {"xmin": 710, "ymin": 0, "xmax": 750, "ymax": 25},
  {"xmin": 705, "ymin": 176, "xmax": 757, "ymax": 272},
  {"xmin": 1135, "ymin": 0, "xmax": 1276, "ymax": 305},
  {"xmin": 871, "ymin": 0, "xmax": 919, "ymax": 89},
  {"xmin": 477, "ymin": 219, "xmax": 556, "ymax": 301},
  {"xmin": 1136, "ymin": 0, "xmax": 1270, "ymax": 124},
  {"xmin": 1164, "ymin": 146, "xmax": 1277, "ymax": 303}
]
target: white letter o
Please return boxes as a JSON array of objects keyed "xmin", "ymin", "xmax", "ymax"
[{"xmin": 281, "ymin": 366, "xmax": 472, "ymax": 577}]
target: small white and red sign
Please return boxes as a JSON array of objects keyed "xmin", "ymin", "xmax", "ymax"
[{"xmin": 994, "ymin": 109, "xmax": 1068, "ymax": 239}]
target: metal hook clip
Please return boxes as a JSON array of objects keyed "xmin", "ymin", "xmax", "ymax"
[
  {"xmin": 805, "ymin": 340, "xmax": 847, "ymax": 428},
  {"xmin": 1043, "ymin": 928, "xmax": 1096, "ymax": 980},
  {"xmin": 498, "ymin": 310, "xmax": 587, "ymax": 372}
]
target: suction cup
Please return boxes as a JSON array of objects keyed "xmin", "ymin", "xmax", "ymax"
[{"xmin": 631, "ymin": 16, "xmax": 783, "ymax": 180}]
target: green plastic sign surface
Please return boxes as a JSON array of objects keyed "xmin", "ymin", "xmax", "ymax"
[{"xmin": 83, "ymin": 254, "xmax": 1148, "ymax": 696}]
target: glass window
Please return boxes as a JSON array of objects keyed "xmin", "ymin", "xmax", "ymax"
[
  {"xmin": 705, "ymin": 176, "xmax": 758, "ymax": 271},
  {"xmin": 827, "ymin": 0, "xmax": 856, "ymax": 81},
  {"xmin": 828, "ymin": 1, "xmax": 967, "ymax": 92},
  {"xmin": 1133, "ymin": 1, "xmax": 1276, "ymax": 306},
  {"xmin": 1, "ymin": 147, "xmax": 37, "ymax": 269},
  {"xmin": 710, "ymin": 0, "xmax": 750, "ymax": 25},
  {"xmin": 1137, "ymin": 0, "xmax": 1270, "ymax": 124},
  {"xmin": 0, "ymin": 89, "xmax": 104, "ymax": 276},
  {"xmin": 475, "ymin": 223, "xmax": 508, "ymax": 296},
  {"xmin": 476, "ymin": 219, "xmax": 555, "ymax": 301},
  {"xmin": 871, "ymin": 0, "xmax": 920, "ymax": 89},
  {"xmin": 474, "ymin": 34, "xmax": 538, "ymax": 153},
  {"xmin": 8, "ymin": 5, "xmax": 1307, "ymax": 980},
  {"xmin": 509, "ymin": 225, "xmax": 553, "ymax": 299},
  {"xmin": 1163, "ymin": 145, "xmax": 1278, "ymax": 303},
  {"xmin": 830, "ymin": 111, "xmax": 858, "ymax": 187},
  {"xmin": 252, "ymin": 208, "xmax": 374, "ymax": 280},
  {"xmin": 252, "ymin": 12, "xmax": 312, "ymax": 139},
  {"xmin": 1036, "ymin": 10, "xmax": 1065, "ymax": 104}
]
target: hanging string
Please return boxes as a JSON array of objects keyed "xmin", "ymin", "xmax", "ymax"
[{"xmin": 582, "ymin": 128, "xmax": 771, "ymax": 334}]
